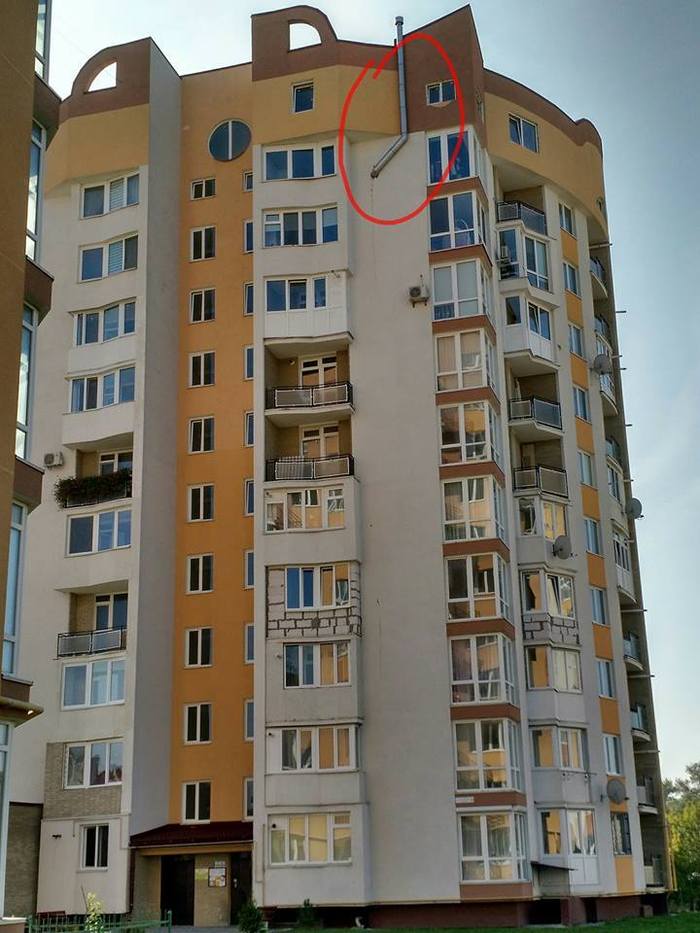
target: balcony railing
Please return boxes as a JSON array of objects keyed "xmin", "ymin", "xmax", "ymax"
[
  {"xmin": 508, "ymin": 397, "xmax": 562, "ymax": 430},
  {"xmin": 590, "ymin": 256, "xmax": 607, "ymax": 285},
  {"xmin": 57, "ymin": 627, "xmax": 127, "ymax": 657},
  {"xmin": 606, "ymin": 435, "xmax": 623, "ymax": 465},
  {"xmin": 631, "ymin": 705, "xmax": 650, "ymax": 734},
  {"xmin": 266, "ymin": 381, "xmax": 353, "ymax": 410},
  {"xmin": 594, "ymin": 315, "xmax": 612, "ymax": 344},
  {"xmin": 496, "ymin": 200, "xmax": 547, "ymax": 236},
  {"xmin": 54, "ymin": 470, "xmax": 132, "ymax": 509},
  {"xmin": 266, "ymin": 455, "xmax": 354, "ymax": 482},
  {"xmin": 637, "ymin": 778, "xmax": 656, "ymax": 808},
  {"xmin": 623, "ymin": 632, "xmax": 642, "ymax": 663},
  {"xmin": 513, "ymin": 465, "xmax": 567, "ymax": 497}
]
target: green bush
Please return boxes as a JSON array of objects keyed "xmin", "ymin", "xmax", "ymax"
[
  {"xmin": 54, "ymin": 469, "xmax": 132, "ymax": 508},
  {"xmin": 296, "ymin": 899, "xmax": 318, "ymax": 928},
  {"xmin": 238, "ymin": 898, "xmax": 265, "ymax": 933}
]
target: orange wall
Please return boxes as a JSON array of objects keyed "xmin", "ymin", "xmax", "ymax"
[{"xmin": 170, "ymin": 63, "xmax": 255, "ymax": 823}]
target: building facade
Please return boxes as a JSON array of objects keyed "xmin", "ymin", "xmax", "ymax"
[{"xmin": 7, "ymin": 4, "xmax": 670, "ymax": 925}]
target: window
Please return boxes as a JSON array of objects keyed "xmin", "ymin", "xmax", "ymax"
[
  {"xmin": 608, "ymin": 463, "xmax": 624, "ymax": 504},
  {"xmin": 284, "ymin": 641, "xmax": 349, "ymax": 688},
  {"xmin": 527, "ymin": 302, "xmax": 551, "ymax": 339},
  {"xmin": 186, "ymin": 628, "xmax": 212, "ymax": 667},
  {"xmin": 244, "ymin": 479, "xmax": 255, "ymax": 516},
  {"xmin": 578, "ymin": 450, "xmax": 595, "ymax": 487},
  {"xmin": 189, "ymin": 351, "xmax": 215, "ymax": 387},
  {"xmin": 569, "ymin": 323, "xmax": 584, "ymax": 357},
  {"xmin": 531, "ymin": 726, "xmax": 587, "ymax": 771},
  {"xmin": 270, "ymin": 812, "xmax": 351, "ymax": 865},
  {"xmin": 99, "ymin": 450, "xmax": 133, "ymax": 476},
  {"xmin": 427, "ymin": 130, "xmax": 470, "ymax": 184},
  {"xmin": 265, "ymin": 275, "xmax": 328, "ymax": 312},
  {"xmin": 66, "ymin": 741, "xmax": 123, "ymax": 788},
  {"xmin": 591, "ymin": 587, "xmax": 608, "ymax": 625},
  {"xmin": 584, "ymin": 517, "xmax": 602, "ymax": 555},
  {"xmin": 80, "ymin": 235, "xmax": 137, "ymax": 281},
  {"xmin": 183, "ymin": 781, "xmax": 211, "ymax": 822},
  {"xmin": 277, "ymin": 725, "xmax": 357, "ymax": 772},
  {"xmin": 286, "ymin": 563, "xmax": 349, "ymax": 610},
  {"xmin": 244, "ymin": 219, "xmax": 253, "ymax": 253},
  {"xmin": 573, "ymin": 385, "xmax": 590, "ymax": 421},
  {"xmin": 266, "ymin": 486, "xmax": 344, "ymax": 533},
  {"xmin": 426, "ymin": 80, "xmax": 455, "ymax": 105},
  {"xmin": 603, "ymin": 734, "xmax": 623, "ymax": 775},
  {"xmin": 191, "ymin": 226, "xmax": 216, "ymax": 261},
  {"xmin": 189, "ymin": 416, "xmax": 214, "ymax": 453},
  {"xmin": 435, "ymin": 330, "xmax": 496, "ymax": 391},
  {"xmin": 243, "ymin": 171, "xmax": 253, "ymax": 192},
  {"xmin": 559, "ymin": 203, "xmax": 575, "ymax": 235},
  {"xmin": 244, "ymin": 699, "xmax": 254, "ymax": 740},
  {"xmin": 185, "ymin": 703, "xmax": 211, "ymax": 743},
  {"xmin": 508, "ymin": 114, "xmax": 539, "ymax": 152},
  {"xmin": 82, "ymin": 174, "xmax": 139, "ymax": 217},
  {"xmin": 26, "ymin": 122, "xmax": 44, "ymax": 259},
  {"xmin": 524, "ymin": 236, "xmax": 549, "ymax": 289},
  {"xmin": 517, "ymin": 498, "xmax": 566, "ymax": 541},
  {"xmin": 563, "ymin": 262, "xmax": 580, "ymax": 295},
  {"xmin": 439, "ymin": 401, "xmax": 502, "ymax": 467},
  {"xmin": 245, "ymin": 550, "xmax": 255, "ymax": 589},
  {"xmin": 16, "ymin": 306, "xmax": 36, "ymax": 458},
  {"xmin": 446, "ymin": 553, "xmax": 510, "ymax": 621},
  {"xmin": 263, "ymin": 207, "xmax": 338, "ymax": 247},
  {"xmin": 82, "ymin": 824, "xmax": 109, "ymax": 869},
  {"xmin": 244, "ymin": 346, "xmax": 254, "ymax": 380},
  {"xmin": 188, "ymin": 484, "xmax": 214, "ymax": 522},
  {"xmin": 95, "ymin": 593, "xmax": 128, "ymax": 631},
  {"xmin": 525, "ymin": 646, "xmax": 582, "ymax": 692},
  {"xmin": 523, "ymin": 571, "xmax": 573, "ymax": 623},
  {"xmin": 293, "ymin": 82, "xmax": 314, "ymax": 113},
  {"xmin": 597, "ymin": 658, "xmax": 616, "ymax": 698},
  {"xmin": 243, "ymin": 283, "xmax": 254, "ymax": 315},
  {"xmin": 432, "ymin": 260, "xmax": 491, "ymax": 322},
  {"xmin": 442, "ymin": 477, "xmax": 506, "ymax": 542},
  {"xmin": 208, "ymin": 119, "xmax": 251, "ymax": 161},
  {"xmin": 568, "ymin": 810, "xmax": 597, "ymax": 856},
  {"xmin": 188, "ymin": 554, "xmax": 213, "ymax": 593},
  {"xmin": 541, "ymin": 810, "xmax": 562, "ymax": 855},
  {"xmin": 62, "ymin": 659, "xmax": 125, "ymax": 708},
  {"xmin": 244, "ymin": 777, "xmax": 254, "ymax": 819},
  {"xmin": 244, "ymin": 623, "xmax": 254, "ymax": 663},
  {"xmin": 429, "ymin": 191, "xmax": 487, "ymax": 252},
  {"xmin": 190, "ymin": 289, "xmax": 215, "ymax": 323},
  {"xmin": 264, "ymin": 144, "xmax": 335, "ymax": 180},
  {"xmin": 455, "ymin": 720, "xmax": 522, "ymax": 791},
  {"xmin": 613, "ymin": 528, "xmax": 632, "ymax": 576},
  {"xmin": 244, "ymin": 411, "xmax": 254, "ymax": 447},
  {"xmin": 611, "ymin": 813, "xmax": 632, "ymax": 855},
  {"xmin": 75, "ymin": 301, "xmax": 136, "ymax": 345},
  {"xmin": 191, "ymin": 178, "xmax": 215, "ymax": 199},
  {"xmin": 3, "ymin": 503, "xmax": 25, "ymax": 673},
  {"xmin": 450, "ymin": 634, "xmax": 515, "ymax": 705},
  {"xmin": 67, "ymin": 509, "xmax": 131, "ymax": 555},
  {"xmin": 70, "ymin": 366, "xmax": 135, "ymax": 412},
  {"xmin": 460, "ymin": 811, "xmax": 529, "ymax": 882}
]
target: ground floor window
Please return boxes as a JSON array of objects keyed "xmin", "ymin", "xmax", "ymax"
[
  {"xmin": 269, "ymin": 812, "xmax": 351, "ymax": 865},
  {"xmin": 82, "ymin": 823, "xmax": 109, "ymax": 868},
  {"xmin": 459, "ymin": 811, "xmax": 528, "ymax": 882}
]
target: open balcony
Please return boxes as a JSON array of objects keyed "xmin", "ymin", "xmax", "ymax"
[
  {"xmin": 265, "ymin": 381, "xmax": 354, "ymax": 428},
  {"xmin": 266, "ymin": 455, "xmax": 354, "ymax": 483},
  {"xmin": 623, "ymin": 631, "xmax": 644, "ymax": 672},
  {"xmin": 57, "ymin": 627, "xmax": 127, "ymax": 658},
  {"xmin": 513, "ymin": 464, "xmax": 567, "ymax": 498},
  {"xmin": 496, "ymin": 200, "xmax": 547, "ymax": 236},
  {"xmin": 54, "ymin": 469, "xmax": 132, "ymax": 509},
  {"xmin": 509, "ymin": 397, "xmax": 562, "ymax": 442},
  {"xmin": 637, "ymin": 777, "xmax": 659, "ymax": 815},
  {"xmin": 590, "ymin": 255, "xmax": 608, "ymax": 299},
  {"xmin": 631, "ymin": 704, "xmax": 651, "ymax": 742}
]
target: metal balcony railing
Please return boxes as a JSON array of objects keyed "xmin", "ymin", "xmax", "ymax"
[
  {"xmin": 496, "ymin": 200, "xmax": 547, "ymax": 236},
  {"xmin": 265, "ymin": 455, "xmax": 354, "ymax": 482},
  {"xmin": 508, "ymin": 397, "xmax": 562, "ymax": 430},
  {"xmin": 57, "ymin": 627, "xmax": 127, "ymax": 657},
  {"xmin": 266, "ymin": 381, "xmax": 353, "ymax": 410},
  {"xmin": 590, "ymin": 256, "xmax": 607, "ymax": 285},
  {"xmin": 623, "ymin": 632, "xmax": 642, "ymax": 663},
  {"xmin": 606, "ymin": 436, "xmax": 623, "ymax": 465},
  {"xmin": 513, "ymin": 465, "xmax": 567, "ymax": 497},
  {"xmin": 55, "ymin": 470, "xmax": 132, "ymax": 509},
  {"xmin": 631, "ymin": 705, "xmax": 650, "ymax": 733},
  {"xmin": 594, "ymin": 315, "xmax": 613, "ymax": 344}
]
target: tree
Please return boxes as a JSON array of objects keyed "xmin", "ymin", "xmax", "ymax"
[
  {"xmin": 666, "ymin": 762, "xmax": 700, "ymax": 811},
  {"xmin": 666, "ymin": 762, "xmax": 700, "ymax": 910}
]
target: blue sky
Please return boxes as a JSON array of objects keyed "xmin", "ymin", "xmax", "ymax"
[{"xmin": 47, "ymin": 0, "xmax": 700, "ymax": 779}]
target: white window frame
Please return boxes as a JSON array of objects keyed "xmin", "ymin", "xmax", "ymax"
[
  {"xmin": 190, "ymin": 288, "xmax": 216, "ymax": 323},
  {"xmin": 442, "ymin": 476, "xmax": 505, "ymax": 543},
  {"xmin": 265, "ymin": 486, "xmax": 344, "ymax": 533},
  {"xmin": 244, "ymin": 550, "xmax": 254, "ymax": 589},
  {"xmin": 244, "ymin": 346, "xmax": 254, "ymax": 380},
  {"xmin": 188, "ymin": 484, "xmax": 214, "ymax": 522},
  {"xmin": 62, "ymin": 659, "xmax": 125, "ymax": 710},
  {"xmin": 74, "ymin": 300, "xmax": 136, "ymax": 346},
  {"xmin": 525, "ymin": 645, "xmax": 582, "ymax": 692},
  {"xmin": 65, "ymin": 740, "xmax": 123, "ymax": 788},
  {"xmin": 66, "ymin": 508, "xmax": 132, "ymax": 556},
  {"xmin": 584, "ymin": 517, "xmax": 602, "ymax": 555},
  {"xmin": 454, "ymin": 719, "xmax": 522, "ymax": 792},
  {"xmin": 426, "ymin": 79, "xmax": 455, "ymax": 105},
  {"xmin": 275, "ymin": 724, "xmax": 357, "ymax": 773},
  {"xmin": 445, "ymin": 552, "xmax": 510, "ymax": 621},
  {"xmin": 264, "ymin": 275, "xmax": 328, "ymax": 312},
  {"xmin": 243, "ymin": 282, "xmax": 254, "ymax": 316},
  {"xmin": 429, "ymin": 190, "xmax": 487, "ymax": 252},
  {"xmin": 432, "ymin": 259, "xmax": 492, "ymax": 323},
  {"xmin": 568, "ymin": 323, "xmax": 584, "ymax": 357},
  {"xmin": 182, "ymin": 781, "xmax": 211, "ymax": 823},
  {"xmin": 563, "ymin": 261, "xmax": 580, "ymax": 295},
  {"xmin": 285, "ymin": 563, "xmax": 350, "ymax": 611},
  {"xmin": 449, "ymin": 634, "xmax": 516, "ymax": 706},
  {"xmin": 244, "ymin": 698, "xmax": 254, "ymax": 740},
  {"xmin": 426, "ymin": 128, "xmax": 471, "ymax": 185},
  {"xmin": 435, "ymin": 329, "xmax": 496, "ymax": 393},
  {"xmin": 185, "ymin": 627, "xmax": 212, "ymax": 668},
  {"xmin": 189, "ymin": 351, "xmax": 215, "ymax": 387},
  {"xmin": 591, "ymin": 586, "xmax": 608, "ymax": 626},
  {"xmin": 573, "ymin": 385, "xmax": 590, "ymax": 421},
  {"xmin": 243, "ymin": 171, "xmax": 253, "ymax": 192},
  {"xmin": 244, "ymin": 411, "xmax": 254, "ymax": 446},
  {"xmin": 269, "ymin": 812, "xmax": 352, "ymax": 865},
  {"xmin": 578, "ymin": 450, "xmax": 595, "ymax": 487},
  {"xmin": 79, "ymin": 235, "xmax": 137, "ymax": 281},
  {"xmin": 187, "ymin": 554, "xmax": 214, "ymax": 594},
  {"xmin": 188, "ymin": 416, "xmax": 215, "ymax": 453},
  {"xmin": 559, "ymin": 203, "xmax": 575, "ymax": 235},
  {"xmin": 439, "ymin": 400, "xmax": 502, "ymax": 467},
  {"xmin": 531, "ymin": 725, "xmax": 588, "ymax": 771},
  {"xmin": 292, "ymin": 81, "xmax": 314, "ymax": 113},
  {"xmin": 263, "ymin": 142, "xmax": 335, "ymax": 181},
  {"xmin": 283, "ymin": 641, "xmax": 350, "ymax": 689},
  {"xmin": 69, "ymin": 366, "xmax": 136, "ymax": 413},
  {"xmin": 184, "ymin": 702, "xmax": 212, "ymax": 744},
  {"xmin": 243, "ymin": 777, "xmax": 254, "ymax": 819},
  {"xmin": 81, "ymin": 173, "xmax": 139, "ymax": 218},
  {"xmin": 596, "ymin": 658, "xmax": 616, "ymax": 698},
  {"xmin": 508, "ymin": 114, "xmax": 539, "ymax": 152},
  {"xmin": 459, "ymin": 811, "xmax": 529, "ymax": 882},
  {"xmin": 244, "ymin": 479, "xmax": 255, "ymax": 517},
  {"xmin": 603, "ymin": 733, "xmax": 623, "ymax": 775},
  {"xmin": 191, "ymin": 178, "xmax": 215, "ymax": 200},
  {"xmin": 262, "ymin": 207, "xmax": 338, "ymax": 248},
  {"xmin": 81, "ymin": 823, "xmax": 109, "ymax": 870},
  {"xmin": 244, "ymin": 623, "xmax": 254, "ymax": 664},
  {"xmin": 190, "ymin": 226, "xmax": 216, "ymax": 261}
]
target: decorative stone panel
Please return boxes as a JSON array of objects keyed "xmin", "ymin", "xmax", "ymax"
[
  {"xmin": 43, "ymin": 742, "xmax": 122, "ymax": 819},
  {"xmin": 522, "ymin": 612, "xmax": 579, "ymax": 646},
  {"xmin": 266, "ymin": 562, "xmax": 362, "ymax": 638}
]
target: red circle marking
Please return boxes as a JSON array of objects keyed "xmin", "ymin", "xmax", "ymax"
[{"xmin": 338, "ymin": 32, "xmax": 467, "ymax": 227}]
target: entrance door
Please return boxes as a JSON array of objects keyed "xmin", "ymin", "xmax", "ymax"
[
  {"xmin": 230, "ymin": 851, "xmax": 252, "ymax": 922},
  {"xmin": 161, "ymin": 855, "xmax": 195, "ymax": 925}
]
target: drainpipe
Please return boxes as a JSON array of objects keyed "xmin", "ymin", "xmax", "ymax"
[{"xmin": 370, "ymin": 16, "xmax": 408, "ymax": 178}]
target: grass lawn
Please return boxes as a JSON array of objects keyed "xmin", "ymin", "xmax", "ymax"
[{"xmin": 306, "ymin": 915, "xmax": 700, "ymax": 933}]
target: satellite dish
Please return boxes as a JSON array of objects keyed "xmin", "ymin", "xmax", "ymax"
[
  {"xmin": 553, "ymin": 535, "xmax": 572, "ymax": 560},
  {"xmin": 626, "ymin": 498, "xmax": 643, "ymax": 520},
  {"xmin": 592, "ymin": 354, "xmax": 613, "ymax": 375},
  {"xmin": 607, "ymin": 778, "xmax": 626, "ymax": 804}
]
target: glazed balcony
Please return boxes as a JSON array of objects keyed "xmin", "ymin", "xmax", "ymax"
[
  {"xmin": 637, "ymin": 777, "xmax": 658, "ymax": 814},
  {"xmin": 631, "ymin": 704, "xmax": 651, "ymax": 742},
  {"xmin": 504, "ymin": 314, "xmax": 556, "ymax": 376},
  {"xmin": 590, "ymin": 256, "xmax": 608, "ymax": 299},
  {"xmin": 644, "ymin": 855, "xmax": 664, "ymax": 889},
  {"xmin": 265, "ymin": 455, "xmax": 354, "ymax": 483},
  {"xmin": 513, "ymin": 465, "xmax": 567, "ymax": 498},
  {"xmin": 54, "ymin": 469, "xmax": 132, "ymax": 509},
  {"xmin": 623, "ymin": 632, "xmax": 644, "ymax": 672},
  {"xmin": 57, "ymin": 627, "xmax": 127, "ymax": 658},
  {"xmin": 265, "ymin": 381, "xmax": 354, "ymax": 428},
  {"xmin": 508, "ymin": 396, "xmax": 562, "ymax": 442},
  {"xmin": 496, "ymin": 200, "xmax": 547, "ymax": 237}
]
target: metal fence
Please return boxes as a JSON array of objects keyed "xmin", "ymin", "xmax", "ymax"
[{"xmin": 27, "ymin": 913, "xmax": 171, "ymax": 933}]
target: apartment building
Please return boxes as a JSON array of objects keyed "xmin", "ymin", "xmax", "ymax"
[
  {"xmin": 7, "ymin": 3, "xmax": 669, "ymax": 925},
  {"xmin": 0, "ymin": 0, "xmax": 59, "ymax": 917}
]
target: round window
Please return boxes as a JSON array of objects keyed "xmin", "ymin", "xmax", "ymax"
[{"xmin": 208, "ymin": 120, "xmax": 251, "ymax": 162}]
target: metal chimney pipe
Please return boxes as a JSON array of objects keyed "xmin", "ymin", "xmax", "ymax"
[{"xmin": 370, "ymin": 16, "xmax": 409, "ymax": 178}]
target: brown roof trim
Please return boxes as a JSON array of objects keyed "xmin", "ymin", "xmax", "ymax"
[
  {"xmin": 443, "ymin": 538, "xmax": 509, "ymax": 560},
  {"xmin": 33, "ymin": 74, "xmax": 61, "ymax": 141},
  {"xmin": 446, "ymin": 617, "xmax": 514, "ymax": 638},
  {"xmin": 24, "ymin": 257, "xmax": 53, "ymax": 319},
  {"xmin": 131, "ymin": 821, "xmax": 253, "ymax": 848},
  {"xmin": 429, "ymin": 176, "xmax": 489, "ymax": 207},
  {"xmin": 460, "ymin": 881, "xmax": 533, "ymax": 901},
  {"xmin": 429, "ymin": 243, "xmax": 492, "ymax": 268},
  {"xmin": 432, "ymin": 314, "xmax": 497, "ymax": 344},
  {"xmin": 456, "ymin": 790, "xmax": 527, "ymax": 808},
  {"xmin": 484, "ymin": 68, "xmax": 602, "ymax": 154},
  {"xmin": 439, "ymin": 462, "xmax": 506, "ymax": 485},
  {"xmin": 451, "ymin": 703, "xmax": 521, "ymax": 722},
  {"xmin": 60, "ymin": 38, "xmax": 153, "ymax": 123},
  {"xmin": 435, "ymin": 385, "xmax": 501, "ymax": 413},
  {"xmin": 14, "ymin": 457, "xmax": 43, "ymax": 512}
]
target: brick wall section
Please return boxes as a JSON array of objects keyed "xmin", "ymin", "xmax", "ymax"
[
  {"xmin": 5, "ymin": 802, "xmax": 42, "ymax": 916},
  {"xmin": 43, "ymin": 742, "xmax": 122, "ymax": 819},
  {"xmin": 266, "ymin": 563, "xmax": 362, "ymax": 638},
  {"xmin": 523, "ymin": 612, "xmax": 579, "ymax": 646}
]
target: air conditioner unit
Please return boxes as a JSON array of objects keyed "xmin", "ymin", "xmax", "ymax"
[
  {"xmin": 408, "ymin": 280, "xmax": 430, "ymax": 305},
  {"xmin": 43, "ymin": 452, "xmax": 64, "ymax": 468}
]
